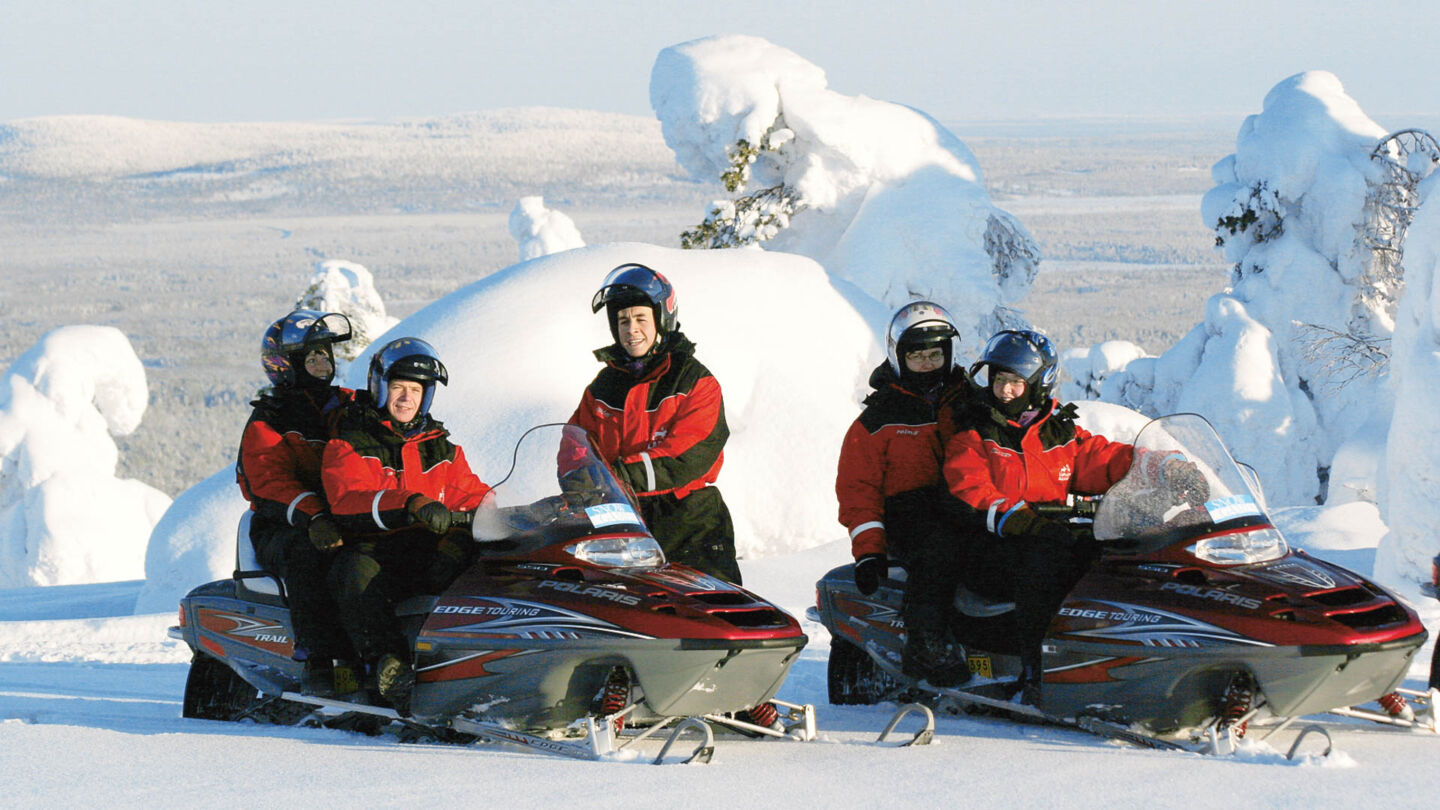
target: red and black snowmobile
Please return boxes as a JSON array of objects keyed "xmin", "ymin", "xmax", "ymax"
[
  {"xmin": 811, "ymin": 414, "xmax": 1435, "ymax": 753},
  {"xmin": 171, "ymin": 424, "xmax": 813, "ymax": 762}
]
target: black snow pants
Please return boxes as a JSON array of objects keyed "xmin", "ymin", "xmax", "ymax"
[
  {"xmin": 638, "ymin": 486, "xmax": 742, "ymax": 585},
  {"xmin": 883, "ymin": 488, "xmax": 967, "ymax": 638},
  {"xmin": 327, "ymin": 529, "xmax": 472, "ymax": 663},
  {"xmin": 250, "ymin": 517, "xmax": 350, "ymax": 660},
  {"xmin": 957, "ymin": 529, "xmax": 1094, "ymax": 671}
]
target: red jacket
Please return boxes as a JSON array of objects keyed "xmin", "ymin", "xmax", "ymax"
[
  {"xmin": 321, "ymin": 398, "xmax": 491, "ymax": 536},
  {"xmin": 943, "ymin": 399, "xmax": 1132, "ymax": 535},
  {"xmin": 836, "ymin": 365, "xmax": 970, "ymax": 559},
  {"xmin": 569, "ymin": 334, "xmax": 726, "ymax": 501},
  {"xmin": 237, "ymin": 386, "xmax": 353, "ymax": 527}
]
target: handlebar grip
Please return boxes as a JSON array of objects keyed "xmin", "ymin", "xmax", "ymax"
[{"xmin": 449, "ymin": 510, "xmax": 474, "ymax": 529}]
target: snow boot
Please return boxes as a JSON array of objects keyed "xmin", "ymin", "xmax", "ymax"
[
  {"xmin": 301, "ymin": 657, "xmax": 337, "ymax": 698},
  {"xmin": 901, "ymin": 626, "xmax": 971, "ymax": 688},
  {"xmin": 1009, "ymin": 663, "xmax": 1042, "ymax": 708},
  {"xmin": 376, "ymin": 653, "xmax": 415, "ymax": 717}
]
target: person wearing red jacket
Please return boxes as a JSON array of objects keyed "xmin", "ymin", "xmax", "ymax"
[
  {"xmin": 569, "ymin": 263, "xmax": 740, "ymax": 584},
  {"xmin": 322, "ymin": 337, "xmax": 491, "ymax": 712},
  {"xmin": 941, "ymin": 329, "xmax": 1136, "ymax": 705},
  {"xmin": 237, "ymin": 309, "xmax": 355, "ymax": 694},
  {"xmin": 836, "ymin": 301, "xmax": 973, "ymax": 686}
]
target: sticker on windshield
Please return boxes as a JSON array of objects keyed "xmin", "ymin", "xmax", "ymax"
[
  {"xmin": 1204, "ymin": 494, "xmax": 1262, "ymax": 523},
  {"xmin": 585, "ymin": 503, "xmax": 642, "ymax": 528}
]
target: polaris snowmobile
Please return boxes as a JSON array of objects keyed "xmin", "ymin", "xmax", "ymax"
[
  {"xmin": 811, "ymin": 414, "xmax": 1435, "ymax": 754},
  {"xmin": 171, "ymin": 424, "xmax": 814, "ymax": 763}
]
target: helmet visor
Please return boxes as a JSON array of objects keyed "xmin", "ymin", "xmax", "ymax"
[
  {"xmin": 279, "ymin": 311, "xmax": 352, "ymax": 353},
  {"xmin": 591, "ymin": 264, "xmax": 672, "ymax": 313}
]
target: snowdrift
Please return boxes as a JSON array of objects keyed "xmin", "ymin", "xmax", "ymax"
[{"xmin": 0, "ymin": 326, "xmax": 171, "ymax": 587}]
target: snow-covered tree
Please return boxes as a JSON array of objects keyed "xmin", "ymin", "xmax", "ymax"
[
  {"xmin": 0, "ymin": 326, "xmax": 171, "ymax": 587},
  {"xmin": 1379, "ymin": 169, "xmax": 1440, "ymax": 588},
  {"xmin": 651, "ymin": 34, "xmax": 1039, "ymax": 348},
  {"xmin": 1066, "ymin": 72, "xmax": 1437, "ymax": 505},
  {"xmin": 509, "ymin": 196, "xmax": 586, "ymax": 261},
  {"xmin": 293, "ymin": 259, "xmax": 399, "ymax": 371}
]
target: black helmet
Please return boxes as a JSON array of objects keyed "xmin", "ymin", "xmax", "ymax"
[
  {"xmin": 970, "ymin": 330, "xmax": 1058, "ymax": 406},
  {"xmin": 591, "ymin": 263, "xmax": 678, "ymax": 344},
  {"xmin": 885, "ymin": 300, "xmax": 961, "ymax": 377},
  {"xmin": 260, "ymin": 310, "xmax": 352, "ymax": 387},
  {"xmin": 367, "ymin": 337, "xmax": 448, "ymax": 418}
]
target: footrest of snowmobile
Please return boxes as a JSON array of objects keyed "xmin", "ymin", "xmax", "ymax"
[
  {"xmin": 652, "ymin": 718, "xmax": 715, "ymax": 765},
  {"xmin": 877, "ymin": 702, "xmax": 934, "ymax": 746}
]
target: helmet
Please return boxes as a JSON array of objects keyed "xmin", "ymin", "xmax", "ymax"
[
  {"xmin": 367, "ymin": 337, "xmax": 449, "ymax": 418},
  {"xmin": 970, "ymin": 330, "xmax": 1058, "ymax": 405},
  {"xmin": 591, "ymin": 263, "xmax": 678, "ymax": 344},
  {"xmin": 260, "ymin": 310, "xmax": 352, "ymax": 387},
  {"xmin": 885, "ymin": 300, "xmax": 961, "ymax": 376}
]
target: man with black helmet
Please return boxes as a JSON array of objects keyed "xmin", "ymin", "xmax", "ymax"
[
  {"xmin": 322, "ymin": 336, "xmax": 492, "ymax": 713},
  {"xmin": 569, "ymin": 263, "xmax": 741, "ymax": 584},
  {"xmin": 836, "ymin": 301, "xmax": 974, "ymax": 686},
  {"xmin": 941, "ymin": 329, "xmax": 1136, "ymax": 705},
  {"xmin": 237, "ymin": 309, "xmax": 356, "ymax": 695}
]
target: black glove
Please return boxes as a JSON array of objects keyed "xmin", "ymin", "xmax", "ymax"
[
  {"xmin": 854, "ymin": 553, "xmax": 888, "ymax": 596},
  {"xmin": 1000, "ymin": 507, "xmax": 1073, "ymax": 546},
  {"xmin": 1164, "ymin": 458, "xmax": 1210, "ymax": 507},
  {"xmin": 559, "ymin": 467, "xmax": 607, "ymax": 507},
  {"xmin": 307, "ymin": 513, "xmax": 344, "ymax": 551},
  {"xmin": 1031, "ymin": 517, "xmax": 1074, "ymax": 546},
  {"xmin": 407, "ymin": 496, "xmax": 452, "ymax": 535}
]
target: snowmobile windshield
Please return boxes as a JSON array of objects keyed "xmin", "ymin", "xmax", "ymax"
[
  {"xmin": 1092, "ymin": 413, "xmax": 1283, "ymax": 561},
  {"xmin": 469, "ymin": 424, "xmax": 664, "ymax": 568}
]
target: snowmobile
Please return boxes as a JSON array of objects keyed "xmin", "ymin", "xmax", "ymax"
[
  {"xmin": 171, "ymin": 423, "xmax": 814, "ymax": 763},
  {"xmin": 811, "ymin": 413, "xmax": 1436, "ymax": 754}
]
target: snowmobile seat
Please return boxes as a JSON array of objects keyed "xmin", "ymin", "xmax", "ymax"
[
  {"xmin": 233, "ymin": 511, "xmax": 284, "ymax": 598},
  {"xmin": 885, "ymin": 563, "xmax": 1016, "ymax": 618}
]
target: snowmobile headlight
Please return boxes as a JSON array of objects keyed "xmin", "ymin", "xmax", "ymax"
[
  {"xmin": 1188, "ymin": 527, "xmax": 1289, "ymax": 565},
  {"xmin": 565, "ymin": 536, "xmax": 666, "ymax": 569}
]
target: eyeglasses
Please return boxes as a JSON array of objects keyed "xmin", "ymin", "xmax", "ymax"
[{"xmin": 904, "ymin": 349, "xmax": 945, "ymax": 364}]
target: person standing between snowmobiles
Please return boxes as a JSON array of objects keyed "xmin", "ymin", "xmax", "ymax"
[
  {"xmin": 569, "ymin": 263, "xmax": 742, "ymax": 584},
  {"xmin": 836, "ymin": 301, "xmax": 974, "ymax": 686},
  {"xmin": 321, "ymin": 337, "xmax": 492, "ymax": 713},
  {"xmin": 940, "ymin": 330, "xmax": 1206, "ymax": 706},
  {"xmin": 237, "ymin": 309, "xmax": 356, "ymax": 695}
]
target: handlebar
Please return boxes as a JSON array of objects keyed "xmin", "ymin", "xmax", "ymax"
[
  {"xmin": 450, "ymin": 510, "xmax": 474, "ymax": 529},
  {"xmin": 1032, "ymin": 494, "xmax": 1101, "ymax": 520}
]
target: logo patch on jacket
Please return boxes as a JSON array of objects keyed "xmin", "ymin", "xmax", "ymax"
[{"xmin": 1057, "ymin": 463, "xmax": 1073, "ymax": 482}]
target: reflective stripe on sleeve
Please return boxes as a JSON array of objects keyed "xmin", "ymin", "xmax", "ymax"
[
  {"xmin": 849, "ymin": 521, "xmax": 884, "ymax": 541},
  {"xmin": 286, "ymin": 491, "xmax": 316, "ymax": 526},
  {"xmin": 371, "ymin": 491, "xmax": 389, "ymax": 531},
  {"xmin": 640, "ymin": 452, "xmax": 656, "ymax": 492}
]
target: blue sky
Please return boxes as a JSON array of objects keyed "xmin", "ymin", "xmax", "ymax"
[{"xmin": 2, "ymin": 0, "xmax": 1434, "ymax": 125}]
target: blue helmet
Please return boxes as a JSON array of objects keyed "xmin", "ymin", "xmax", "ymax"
[
  {"xmin": 367, "ymin": 337, "xmax": 448, "ymax": 419},
  {"xmin": 971, "ymin": 330, "xmax": 1058, "ymax": 405},
  {"xmin": 591, "ymin": 263, "xmax": 679, "ymax": 343},
  {"xmin": 260, "ymin": 310, "xmax": 352, "ymax": 387}
]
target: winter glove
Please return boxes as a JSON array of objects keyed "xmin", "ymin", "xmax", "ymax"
[
  {"xmin": 999, "ymin": 507, "xmax": 1073, "ymax": 546},
  {"xmin": 407, "ymin": 495, "xmax": 453, "ymax": 535},
  {"xmin": 1163, "ymin": 458, "xmax": 1210, "ymax": 507},
  {"xmin": 307, "ymin": 513, "xmax": 344, "ymax": 551},
  {"xmin": 1030, "ymin": 517, "xmax": 1074, "ymax": 546},
  {"xmin": 559, "ymin": 467, "xmax": 606, "ymax": 507},
  {"xmin": 853, "ymin": 553, "xmax": 888, "ymax": 596}
]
